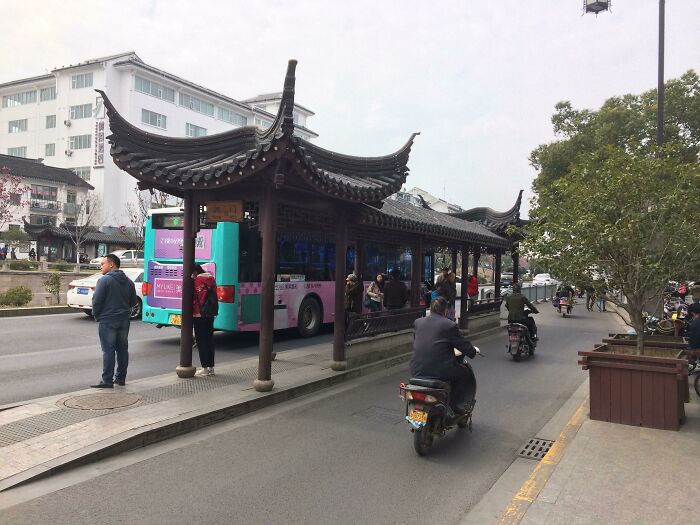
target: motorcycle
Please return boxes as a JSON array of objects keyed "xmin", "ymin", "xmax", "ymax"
[
  {"xmin": 553, "ymin": 295, "xmax": 573, "ymax": 317},
  {"xmin": 399, "ymin": 347, "xmax": 481, "ymax": 456},
  {"xmin": 507, "ymin": 322, "xmax": 536, "ymax": 361}
]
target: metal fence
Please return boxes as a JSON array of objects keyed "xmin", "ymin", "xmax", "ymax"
[
  {"xmin": 466, "ymin": 298, "xmax": 502, "ymax": 317},
  {"xmin": 345, "ymin": 306, "xmax": 426, "ymax": 341},
  {"xmin": 521, "ymin": 284, "xmax": 558, "ymax": 303}
]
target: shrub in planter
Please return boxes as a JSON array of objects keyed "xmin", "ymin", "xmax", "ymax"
[
  {"xmin": 8, "ymin": 260, "xmax": 37, "ymax": 271},
  {"xmin": 43, "ymin": 273, "xmax": 62, "ymax": 304},
  {"xmin": 0, "ymin": 286, "xmax": 33, "ymax": 307},
  {"xmin": 49, "ymin": 262, "xmax": 72, "ymax": 272}
]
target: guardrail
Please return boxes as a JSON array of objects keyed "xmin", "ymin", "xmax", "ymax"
[
  {"xmin": 466, "ymin": 298, "xmax": 502, "ymax": 317},
  {"xmin": 345, "ymin": 306, "xmax": 426, "ymax": 341},
  {"xmin": 521, "ymin": 283, "xmax": 558, "ymax": 303}
]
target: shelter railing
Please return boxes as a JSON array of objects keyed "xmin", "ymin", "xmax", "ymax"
[
  {"xmin": 345, "ymin": 306, "xmax": 426, "ymax": 341},
  {"xmin": 465, "ymin": 298, "xmax": 502, "ymax": 317}
]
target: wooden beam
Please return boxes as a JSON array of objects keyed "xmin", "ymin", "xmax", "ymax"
[
  {"xmin": 332, "ymin": 207, "xmax": 348, "ymax": 371},
  {"xmin": 175, "ymin": 190, "xmax": 197, "ymax": 378},
  {"xmin": 459, "ymin": 243, "xmax": 469, "ymax": 329}
]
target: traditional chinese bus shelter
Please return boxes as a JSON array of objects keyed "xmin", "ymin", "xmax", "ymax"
[{"xmin": 100, "ymin": 60, "xmax": 513, "ymax": 391}]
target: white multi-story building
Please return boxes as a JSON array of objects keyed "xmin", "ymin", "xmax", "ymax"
[
  {"xmin": 391, "ymin": 187, "xmax": 464, "ymax": 213},
  {"xmin": 0, "ymin": 51, "xmax": 317, "ymax": 228}
]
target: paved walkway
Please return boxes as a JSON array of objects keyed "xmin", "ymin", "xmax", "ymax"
[{"xmin": 0, "ymin": 342, "xmax": 403, "ymax": 492}]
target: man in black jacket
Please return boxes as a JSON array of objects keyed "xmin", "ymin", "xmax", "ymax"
[
  {"xmin": 410, "ymin": 296, "xmax": 479, "ymax": 413},
  {"xmin": 383, "ymin": 267, "xmax": 408, "ymax": 310},
  {"xmin": 91, "ymin": 254, "xmax": 137, "ymax": 388}
]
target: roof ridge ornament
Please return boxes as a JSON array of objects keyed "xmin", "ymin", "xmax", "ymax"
[{"xmin": 281, "ymin": 59, "xmax": 297, "ymax": 135}]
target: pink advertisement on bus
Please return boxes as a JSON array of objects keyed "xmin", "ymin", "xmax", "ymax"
[{"xmin": 154, "ymin": 230, "xmax": 213, "ymax": 260}]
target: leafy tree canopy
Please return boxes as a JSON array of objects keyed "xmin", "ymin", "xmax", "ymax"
[{"xmin": 531, "ymin": 70, "xmax": 700, "ymax": 192}]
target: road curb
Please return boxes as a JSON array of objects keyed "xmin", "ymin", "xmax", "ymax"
[{"xmin": 0, "ymin": 306, "xmax": 73, "ymax": 318}]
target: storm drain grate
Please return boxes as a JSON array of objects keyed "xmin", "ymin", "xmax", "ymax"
[
  {"xmin": 518, "ymin": 438, "xmax": 555, "ymax": 460},
  {"xmin": 0, "ymin": 360, "xmax": 306, "ymax": 448}
]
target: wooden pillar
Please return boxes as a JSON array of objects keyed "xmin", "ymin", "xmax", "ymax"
[
  {"xmin": 512, "ymin": 242, "xmax": 520, "ymax": 286},
  {"xmin": 176, "ymin": 190, "xmax": 197, "ymax": 378},
  {"xmin": 411, "ymin": 238, "xmax": 423, "ymax": 306},
  {"xmin": 331, "ymin": 208, "xmax": 348, "ymax": 371},
  {"xmin": 254, "ymin": 188, "xmax": 277, "ymax": 392},
  {"xmin": 459, "ymin": 243, "xmax": 469, "ymax": 329},
  {"xmin": 494, "ymin": 250, "xmax": 502, "ymax": 299},
  {"xmin": 472, "ymin": 246, "xmax": 480, "ymax": 277},
  {"xmin": 451, "ymin": 250, "xmax": 458, "ymax": 273}
]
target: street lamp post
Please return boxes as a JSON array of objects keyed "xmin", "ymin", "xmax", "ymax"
[{"xmin": 584, "ymin": 0, "xmax": 666, "ymax": 147}]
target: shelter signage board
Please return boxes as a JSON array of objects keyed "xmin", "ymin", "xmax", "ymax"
[{"xmin": 207, "ymin": 200, "xmax": 244, "ymax": 223}]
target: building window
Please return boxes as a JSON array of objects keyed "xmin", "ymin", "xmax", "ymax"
[
  {"xmin": 45, "ymin": 143, "xmax": 56, "ymax": 157},
  {"xmin": 71, "ymin": 73, "xmax": 93, "ymax": 89},
  {"xmin": 2, "ymin": 90, "xmax": 36, "ymax": 108},
  {"xmin": 65, "ymin": 217, "xmax": 76, "ymax": 226},
  {"xmin": 185, "ymin": 123, "xmax": 207, "ymax": 138},
  {"xmin": 67, "ymin": 191, "xmax": 77, "ymax": 204},
  {"xmin": 8, "ymin": 119, "xmax": 28, "ymax": 133},
  {"xmin": 40, "ymin": 87, "xmax": 57, "ymax": 101},
  {"xmin": 254, "ymin": 118, "xmax": 271, "ymax": 129},
  {"xmin": 68, "ymin": 135, "xmax": 91, "ymax": 149},
  {"xmin": 29, "ymin": 215, "xmax": 56, "ymax": 226},
  {"xmin": 217, "ymin": 108, "xmax": 247, "ymax": 127},
  {"xmin": 141, "ymin": 109, "xmax": 167, "ymax": 129},
  {"xmin": 72, "ymin": 167, "xmax": 91, "ymax": 181},
  {"xmin": 10, "ymin": 193, "xmax": 21, "ymax": 205},
  {"xmin": 69, "ymin": 104, "xmax": 92, "ymax": 120},
  {"xmin": 31, "ymin": 184, "xmax": 58, "ymax": 201},
  {"xmin": 178, "ymin": 93, "xmax": 214, "ymax": 117},
  {"xmin": 46, "ymin": 115, "xmax": 56, "ymax": 128},
  {"xmin": 135, "ymin": 76, "xmax": 175, "ymax": 103},
  {"xmin": 7, "ymin": 147, "xmax": 27, "ymax": 157},
  {"xmin": 8, "ymin": 224, "xmax": 20, "ymax": 231}
]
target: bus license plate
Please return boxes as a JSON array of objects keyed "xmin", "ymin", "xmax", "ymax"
[
  {"xmin": 169, "ymin": 314, "xmax": 182, "ymax": 326},
  {"xmin": 409, "ymin": 409, "xmax": 428, "ymax": 424},
  {"xmin": 77, "ymin": 288, "xmax": 89, "ymax": 295}
]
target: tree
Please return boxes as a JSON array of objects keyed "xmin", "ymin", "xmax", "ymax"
[
  {"xmin": 524, "ymin": 146, "xmax": 700, "ymax": 354},
  {"xmin": 124, "ymin": 188, "xmax": 182, "ymax": 250},
  {"xmin": 0, "ymin": 167, "xmax": 28, "ymax": 231},
  {"xmin": 65, "ymin": 194, "xmax": 103, "ymax": 265},
  {"xmin": 0, "ymin": 228, "xmax": 31, "ymax": 250},
  {"xmin": 531, "ymin": 70, "xmax": 700, "ymax": 192}
]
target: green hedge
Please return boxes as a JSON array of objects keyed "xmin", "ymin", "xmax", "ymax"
[
  {"xmin": 0, "ymin": 286, "xmax": 33, "ymax": 307},
  {"xmin": 7, "ymin": 261, "xmax": 38, "ymax": 271},
  {"xmin": 49, "ymin": 263, "xmax": 73, "ymax": 272}
]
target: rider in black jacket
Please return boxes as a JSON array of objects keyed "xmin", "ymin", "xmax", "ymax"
[{"xmin": 410, "ymin": 296, "xmax": 478, "ymax": 413}]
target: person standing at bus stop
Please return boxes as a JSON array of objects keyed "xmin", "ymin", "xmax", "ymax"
[
  {"xmin": 91, "ymin": 254, "xmax": 137, "ymax": 388},
  {"xmin": 193, "ymin": 264, "xmax": 218, "ymax": 377}
]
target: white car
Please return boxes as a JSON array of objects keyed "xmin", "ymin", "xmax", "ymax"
[
  {"xmin": 532, "ymin": 273, "xmax": 556, "ymax": 285},
  {"xmin": 88, "ymin": 250, "xmax": 144, "ymax": 269},
  {"xmin": 67, "ymin": 268, "xmax": 144, "ymax": 320}
]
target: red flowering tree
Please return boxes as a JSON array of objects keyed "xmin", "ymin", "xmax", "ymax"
[{"xmin": 0, "ymin": 167, "xmax": 28, "ymax": 231}]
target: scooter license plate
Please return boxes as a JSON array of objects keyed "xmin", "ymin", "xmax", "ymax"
[
  {"xmin": 408, "ymin": 409, "xmax": 428, "ymax": 424},
  {"xmin": 509, "ymin": 335, "xmax": 520, "ymax": 342}
]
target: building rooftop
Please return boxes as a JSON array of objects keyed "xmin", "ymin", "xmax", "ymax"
[{"xmin": 0, "ymin": 154, "xmax": 93, "ymax": 190}]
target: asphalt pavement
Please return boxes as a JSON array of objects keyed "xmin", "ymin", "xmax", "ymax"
[
  {"xmin": 0, "ymin": 303, "xmax": 620, "ymax": 524},
  {"xmin": 0, "ymin": 313, "xmax": 332, "ymax": 406}
]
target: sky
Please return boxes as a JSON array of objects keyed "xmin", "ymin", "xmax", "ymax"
[{"xmin": 2, "ymin": 1, "xmax": 699, "ymax": 216}]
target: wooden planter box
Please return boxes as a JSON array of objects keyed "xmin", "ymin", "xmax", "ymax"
[
  {"xmin": 578, "ymin": 343, "xmax": 688, "ymax": 431},
  {"xmin": 605, "ymin": 333, "xmax": 688, "ymax": 348}
]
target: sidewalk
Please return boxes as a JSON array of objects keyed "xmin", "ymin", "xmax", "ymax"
[
  {"xmin": 514, "ymin": 389, "xmax": 700, "ymax": 525},
  {"xmin": 0, "ymin": 342, "xmax": 408, "ymax": 493}
]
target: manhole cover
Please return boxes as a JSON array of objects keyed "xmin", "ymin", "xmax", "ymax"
[
  {"xmin": 63, "ymin": 393, "xmax": 143, "ymax": 411},
  {"xmin": 518, "ymin": 438, "xmax": 555, "ymax": 460}
]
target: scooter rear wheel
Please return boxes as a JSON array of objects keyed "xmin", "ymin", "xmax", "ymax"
[{"xmin": 413, "ymin": 427, "xmax": 433, "ymax": 456}]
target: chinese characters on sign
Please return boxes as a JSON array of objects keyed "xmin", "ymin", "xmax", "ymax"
[
  {"xmin": 93, "ymin": 120, "xmax": 105, "ymax": 168},
  {"xmin": 207, "ymin": 200, "xmax": 244, "ymax": 223}
]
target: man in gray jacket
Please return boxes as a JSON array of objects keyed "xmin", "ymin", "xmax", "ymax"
[{"xmin": 91, "ymin": 253, "xmax": 137, "ymax": 388}]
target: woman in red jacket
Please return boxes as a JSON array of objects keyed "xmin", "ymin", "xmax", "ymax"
[{"xmin": 193, "ymin": 264, "xmax": 217, "ymax": 376}]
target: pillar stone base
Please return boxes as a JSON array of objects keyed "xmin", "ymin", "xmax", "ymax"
[
  {"xmin": 253, "ymin": 379, "xmax": 274, "ymax": 392},
  {"xmin": 271, "ymin": 352, "xmax": 277, "ymax": 361},
  {"xmin": 330, "ymin": 360, "xmax": 347, "ymax": 371},
  {"xmin": 175, "ymin": 366, "xmax": 196, "ymax": 378}
]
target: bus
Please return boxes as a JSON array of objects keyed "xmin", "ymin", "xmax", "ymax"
[{"xmin": 141, "ymin": 207, "xmax": 427, "ymax": 337}]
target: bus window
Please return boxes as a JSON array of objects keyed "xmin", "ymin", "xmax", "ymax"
[
  {"xmin": 278, "ymin": 239, "xmax": 308, "ymax": 281},
  {"xmin": 238, "ymin": 223, "xmax": 261, "ymax": 282},
  {"xmin": 309, "ymin": 242, "xmax": 333, "ymax": 281}
]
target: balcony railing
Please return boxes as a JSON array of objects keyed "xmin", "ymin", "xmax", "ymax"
[
  {"xmin": 63, "ymin": 202, "xmax": 77, "ymax": 215},
  {"xmin": 30, "ymin": 200, "xmax": 61, "ymax": 212}
]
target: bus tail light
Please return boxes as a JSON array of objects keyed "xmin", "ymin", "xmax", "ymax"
[
  {"xmin": 217, "ymin": 285, "xmax": 235, "ymax": 303},
  {"xmin": 142, "ymin": 282, "xmax": 153, "ymax": 296}
]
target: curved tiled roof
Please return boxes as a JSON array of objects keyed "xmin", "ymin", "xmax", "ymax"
[
  {"xmin": 23, "ymin": 221, "xmax": 139, "ymax": 245},
  {"xmin": 100, "ymin": 60, "xmax": 417, "ymax": 203},
  {"xmin": 359, "ymin": 199, "xmax": 511, "ymax": 249},
  {"xmin": 449, "ymin": 190, "xmax": 525, "ymax": 234}
]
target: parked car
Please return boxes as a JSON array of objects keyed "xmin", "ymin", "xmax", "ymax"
[
  {"xmin": 500, "ymin": 272, "xmax": 514, "ymax": 288},
  {"xmin": 533, "ymin": 273, "xmax": 556, "ymax": 285},
  {"xmin": 66, "ymin": 268, "xmax": 144, "ymax": 320},
  {"xmin": 88, "ymin": 250, "xmax": 144, "ymax": 269}
]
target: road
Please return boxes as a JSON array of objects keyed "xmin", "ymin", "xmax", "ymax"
[
  {"xmin": 0, "ymin": 304, "xmax": 620, "ymax": 524},
  {"xmin": 0, "ymin": 313, "xmax": 332, "ymax": 406}
]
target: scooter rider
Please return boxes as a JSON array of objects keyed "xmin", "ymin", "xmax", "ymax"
[
  {"xmin": 505, "ymin": 282, "xmax": 539, "ymax": 341},
  {"xmin": 410, "ymin": 296, "xmax": 479, "ymax": 414}
]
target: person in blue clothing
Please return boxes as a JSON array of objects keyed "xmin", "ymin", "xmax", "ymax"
[
  {"xmin": 687, "ymin": 303, "xmax": 700, "ymax": 367},
  {"xmin": 90, "ymin": 253, "xmax": 137, "ymax": 388}
]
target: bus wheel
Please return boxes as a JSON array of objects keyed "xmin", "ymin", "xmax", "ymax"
[{"xmin": 298, "ymin": 297, "xmax": 321, "ymax": 337}]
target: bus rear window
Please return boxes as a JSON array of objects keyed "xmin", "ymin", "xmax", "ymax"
[{"xmin": 153, "ymin": 214, "xmax": 185, "ymax": 229}]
